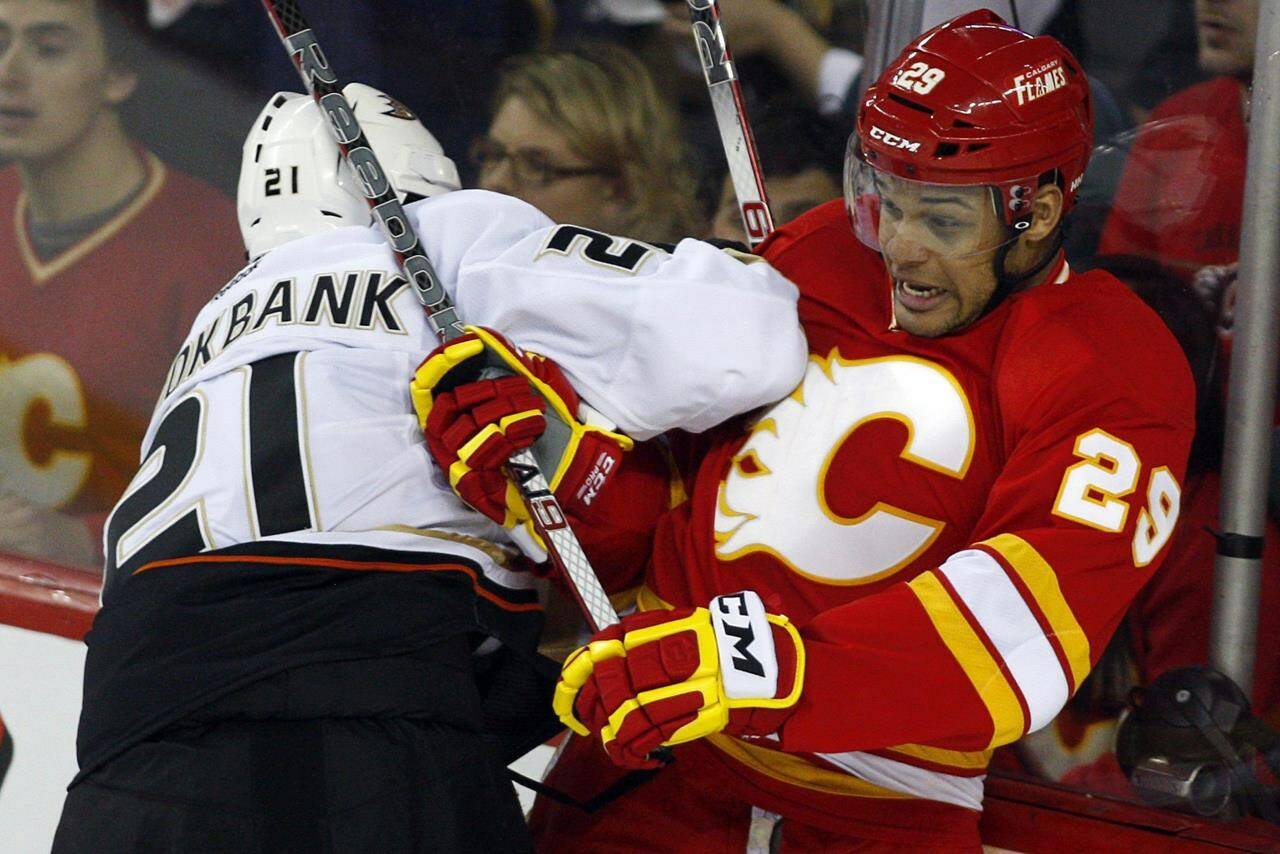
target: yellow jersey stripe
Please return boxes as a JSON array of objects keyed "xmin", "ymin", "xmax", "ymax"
[
  {"xmin": 885, "ymin": 742, "xmax": 993, "ymax": 771},
  {"xmin": 908, "ymin": 571, "xmax": 1025, "ymax": 749},
  {"xmin": 980, "ymin": 533, "xmax": 1091, "ymax": 692}
]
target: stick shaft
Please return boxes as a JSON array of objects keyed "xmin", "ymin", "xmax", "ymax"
[
  {"xmin": 258, "ymin": 0, "xmax": 620, "ymax": 631},
  {"xmin": 685, "ymin": 0, "xmax": 774, "ymax": 247}
]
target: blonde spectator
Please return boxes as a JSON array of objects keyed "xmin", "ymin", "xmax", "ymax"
[{"xmin": 472, "ymin": 43, "xmax": 702, "ymax": 243}]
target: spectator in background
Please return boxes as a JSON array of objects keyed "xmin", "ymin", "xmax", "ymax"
[
  {"xmin": 561, "ymin": 1, "xmax": 863, "ymax": 210},
  {"xmin": 1098, "ymin": 0, "xmax": 1257, "ymax": 279},
  {"xmin": 1095, "ymin": 0, "xmax": 1260, "ymax": 502},
  {"xmin": 708, "ymin": 99, "xmax": 844, "ymax": 243},
  {"xmin": 473, "ymin": 42, "xmax": 702, "ymax": 243},
  {"xmin": 147, "ymin": 0, "xmax": 554, "ymax": 190},
  {"xmin": 0, "ymin": 0, "xmax": 243, "ymax": 568},
  {"xmin": 659, "ymin": 0, "xmax": 865, "ymax": 117},
  {"xmin": 1044, "ymin": 0, "xmax": 1200, "ymax": 127}
]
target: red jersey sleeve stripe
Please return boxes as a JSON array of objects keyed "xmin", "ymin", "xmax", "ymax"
[
  {"xmin": 906, "ymin": 571, "xmax": 1026, "ymax": 749},
  {"xmin": 978, "ymin": 533, "xmax": 1091, "ymax": 691}
]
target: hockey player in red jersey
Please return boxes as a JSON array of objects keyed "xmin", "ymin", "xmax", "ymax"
[{"xmin": 416, "ymin": 10, "xmax": 1198, "ymax": 850}]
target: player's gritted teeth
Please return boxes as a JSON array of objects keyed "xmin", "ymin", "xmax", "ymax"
[{"xmin": 893, "ymin": 277, "xmax": 948, "ymax": 313}]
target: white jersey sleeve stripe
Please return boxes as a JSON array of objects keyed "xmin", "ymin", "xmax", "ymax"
[
  {"xmin": 937, "ymin": 549, "xmax": 1071, "ymax": 734},
  {"xmin": 979, "ymin": 533, "xmax": 1092, "ymax": 690}
]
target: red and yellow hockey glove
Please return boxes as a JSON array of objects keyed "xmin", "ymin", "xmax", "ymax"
[
  {"xmin": 410, "ymin": 326, "xmax": 633, "ymax": 538},
  {"xmin": 554, "ymin": 591, "xmax": 805, "ymax": 769}
]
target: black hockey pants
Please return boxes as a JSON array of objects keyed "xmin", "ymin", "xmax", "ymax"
[{"xmin": 52, "ymin": 642, "xmax": 532, "ymax": 853}]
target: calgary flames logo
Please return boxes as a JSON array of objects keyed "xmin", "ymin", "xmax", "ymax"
[
  {"xmin": 714, "ymin": 353, "xmax": 975, "ymax": 585},
  {"xmin": 0, "ymin": 353, "xmax": 90, "ymax": 509}
]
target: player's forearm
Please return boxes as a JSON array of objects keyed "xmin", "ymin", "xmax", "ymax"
[
  {"xmin": 775, "ymin": 541, "xmax": 1137, "ymax": 756},
  {"xmin": 775, "ymin": 582, "xmax": 1004, "ymax": 755}
]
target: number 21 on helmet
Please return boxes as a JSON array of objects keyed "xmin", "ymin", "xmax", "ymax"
[{"xmin": 237, "ymin": 82, "xmax": 462, "ymax": 260}]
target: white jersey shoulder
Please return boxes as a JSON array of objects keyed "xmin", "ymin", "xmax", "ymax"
[
  {"xmin": 157, "ymin": 189, "xmax": 805, "ymax": 437},
  {"xmin": 109, "ymin": 191, "xmax": 805, "ymax": 592}
]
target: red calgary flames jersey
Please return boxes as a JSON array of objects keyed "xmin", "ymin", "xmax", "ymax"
[
  {"xmin": 0, "ymin": 153, "xmax": 243, "ymax": 522},
  {"xmin": 635, "ymin": 201, "xmax": 1196, "ymax": 836}
]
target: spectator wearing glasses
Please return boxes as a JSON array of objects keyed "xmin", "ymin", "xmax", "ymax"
[{"xmin": 472, "ymin": 43, "xmax": 702, "ymax": 243}]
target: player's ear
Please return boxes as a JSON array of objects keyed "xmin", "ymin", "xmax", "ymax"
[
  {"xmin": 104, "ymin": 66, "xmax": 138, "ymax": 107},
  {"xmin": 1019, "ymin": 184, "xmax": 1064, "ymax": 245}
]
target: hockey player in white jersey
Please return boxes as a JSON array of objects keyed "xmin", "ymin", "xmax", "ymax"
[{"xmin": 53, "ymin": 84, "xmax": 807, "ymax": 853}]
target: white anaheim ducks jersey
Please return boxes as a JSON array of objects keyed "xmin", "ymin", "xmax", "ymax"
[{"xmin": 102, "ymin": 189, "xmax": 806, "ymax": 599}]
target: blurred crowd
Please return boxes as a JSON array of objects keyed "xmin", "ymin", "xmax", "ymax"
[{"xmin": 0, "ymin": 0, "xmax": 1274, "ymax": 824}]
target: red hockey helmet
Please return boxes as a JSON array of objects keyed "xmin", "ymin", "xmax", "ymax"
[{"xmin": 848, "ymin": 9, "xmax": 1093, "ymax": 257}]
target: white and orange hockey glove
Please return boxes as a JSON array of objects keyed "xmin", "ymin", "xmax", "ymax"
[
  {"xmin": 554, "ymin": 591, "xmax": 805, "ymax": 769},
  {"xmin": 411, "ymin": 326, "xmax": 633, "ymax": 544}
]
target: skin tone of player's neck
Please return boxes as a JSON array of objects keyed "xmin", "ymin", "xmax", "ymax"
[
  {"xmin": 709, "ymin": 168, "xmax": 839, "ymax": 243},
  {"xmin": 879, "ymin": 180, "xmax": 1064, "ymax": 338},
  {"xmin": 478, "ymin": 95, "xmax": 626, "ymax": 230},
  {"xmin": 0, "ymin": 0, "xmax": 143, "ymax": 225}
]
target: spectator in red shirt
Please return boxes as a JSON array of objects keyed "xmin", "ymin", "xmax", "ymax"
[
  {"xmin": 0, "ymin": 0, "xmax": 243, "ymax": 568},
  {"xmin": 1098, "ymin": 0, "xmax": 1257, "ymax": 279}
]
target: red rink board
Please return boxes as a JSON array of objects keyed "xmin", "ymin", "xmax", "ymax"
[
  {"xmin": 0, "ymin": 553, "xmax": 98, "ymax": 641},
  {"xmin": 2, "ymin": 552, "xmax": 1280, "ymax": 850},
  {"xmin": 982, "ymin": 774, "xmax": 1280, "ymax": 852}
]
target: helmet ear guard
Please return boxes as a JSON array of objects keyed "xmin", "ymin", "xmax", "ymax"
[{"xmin": 237, "ymin": 83, "xmax": 462, "ymax": 259}]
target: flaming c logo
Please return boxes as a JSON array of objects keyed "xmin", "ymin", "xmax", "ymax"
[{"xmin": 714, "ymin": 353, "xmax": 975, "ymax": 585}]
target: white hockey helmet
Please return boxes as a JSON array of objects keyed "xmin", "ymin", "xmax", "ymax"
[{"xmin": 237, "ymin": 82, "xmax": 461, "ymax": 259}]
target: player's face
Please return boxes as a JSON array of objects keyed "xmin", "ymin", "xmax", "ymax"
[
  {"xmin": 0, "ymin": 0, "xmax": 131, "ymax": 163},
  {"xmin": 875, "ymin": 175, "xmax": 1005, "ymax": 338},
  {"xmin": 1195, "ymin": 0, "xmax": 1259, "ymax": 77},
  {"xmin": 476, "ymin": 95, "xmax": 623, "ymax": 229},
  {"xmin": 709, "ymin": 168, "xmax": 838, "ymax": 243}
]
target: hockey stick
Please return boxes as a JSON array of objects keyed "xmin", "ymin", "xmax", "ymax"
[
  {"xmin": 684, "ymin": 0, "xmax": 774, "ymax": 247},
  {"xmin": 257, "ymin": 0, "xmax": 620, "ymax": 633}
]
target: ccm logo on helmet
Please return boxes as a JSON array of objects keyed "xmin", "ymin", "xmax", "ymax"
[{"xmin": 869, "ymin": 126, "xmax": 921, "ymax": 154}]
